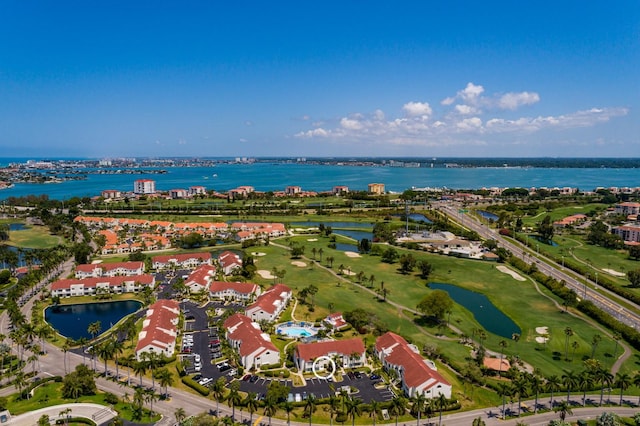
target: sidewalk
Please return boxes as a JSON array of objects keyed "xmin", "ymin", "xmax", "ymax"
[{"xmin": 6, "ymin": 402, "xmax": 117, "ymax": 425}]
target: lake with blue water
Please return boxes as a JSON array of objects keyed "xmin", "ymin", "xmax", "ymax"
[
  {"xmin": 429, "ymin": 283, "xmax": 520, "ymax": 338},
  {"xmin": 45, "ymin": 300, "xmax": 143, "ymax": 341},
  {"xmin": 2, "ymin": 160, "xmax": 640, "ymax": 200}
]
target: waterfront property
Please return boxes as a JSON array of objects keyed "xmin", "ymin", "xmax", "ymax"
[
  {"xmin": 135, "ymin": 299, "xmax": 180, "ymax": 361},
  {"xmin": 223, "ymin": 313, "xmax": 280, "ymax": 370},
  {"xmin": 294, "ymin": 338, "xmax": 366, "ymax": 373},
  {"xmin": 245, "ymin": 284, "xmax": 292, "ymax": 322},
  {"xmin": 74, "ymin": 261, "xmax": 145, "ymax": 279},
  {"xmin": 50, "ymin": 274, "xmax": 155, "ymax": 298},
  {"xmin": 45, "ymin": 300, "xmax": 142, "ymax": 340},
  {"xmin": 375, "ymin": 331, "xmax": 451, "ymax": 399}
]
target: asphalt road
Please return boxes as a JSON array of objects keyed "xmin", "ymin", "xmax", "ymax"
[{"xmin": 436, "ymin": 202, "xmax": 640, "ymax": 330}]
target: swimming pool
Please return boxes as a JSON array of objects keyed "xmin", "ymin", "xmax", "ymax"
[{"xmin": 276, "ymin": 323, "xmax": 318, "ymax": 338}]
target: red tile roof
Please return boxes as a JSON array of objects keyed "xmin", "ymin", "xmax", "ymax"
[
  {"xmin": 296, "ymin": 338, "xmax": 364, "ymax": 362},
  {"xmin": 223, "ymin": 313, "xmax": 278, "ymax": 358},
  {"xmin": 376, "ymin": 332, "xmax": 450, "ymax": 390},
  {"xmin": 247, "ymin": 284, "xmax": 291, "ymax": 315}
]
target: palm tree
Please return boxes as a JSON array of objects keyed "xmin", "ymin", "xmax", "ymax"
[
  {"xmin": 562, "ymin": 370, "xmax": 578, "ymax": 402},
  {"xmin": 596, "ymin": 368, "xmax": 614, "ymax": 406},
  {"xmin": 411, "ymin": 393, "xmax": 427, "ymax": 426},
  {"xmin": 209, "ymin": 377, "xmax": 227, "ymax": 416},
  {"xmin": 327, "ymin": 394, "xmax": 340, "ymax": 426},
  {"xmin": 13, "ymin": 371, "xmax": 27, "ymax": 399},
  {"xmin": 87, "ymin": 320, "xmax": 102, "ymax": 341},
  {"xmin": 498, "ymin": 340, "xmax": 507, "ymax": 376},
  {"xmin": 133, "ymin": 360, "xmax": 147, "ymax": 387},
  {"xmin": 546, "ymin": 374, "xmax": 561, "ymax": 408},
  {"xmin": 570, "ymin": 341, "xmax": 579, "ymax": 361},
  {"xmin": 156, "ymin": 368, "xmax": 174, "ymax": 398},
  {"xmin": 111, "ymin": 338, "xmax": 124, "ymax": 380},
  {"xmin": 61, "ymin": 339, "xmax": 72, "ymax": 374},
  {"xmin": 227, "ymin": 381, "xmax": 242, "ymax": 421},
  {"xmin": 578, "ymin": 370, "xmax": 593, "ymax": 407},
  {"xmin": 614, "ymin": 372, "xmax": 632, "ymax": 406},
  {"xmin": 513, "ymin": 375, "xmax": 529, "ymax": 416},
  {"xmin": 390, "ymin": 395, "xmax": 407, "ymax": 426},
  {"xmin": 497, "ymin": 383, "xmax": 511, "ymax": 419},
  {"xmin": 633, "ymin": 372, "xmax": 640, "ymax": 406},
  {"xmin": 244, "ymin": 392, "xmax": 259, "ymax": 424},
  {"xmin": 27, "ymin": 353, "xmax": 38, "ymax": 375},
  {"xmin": 263, "ymin": 396, "xmax": 278, "ymax": 426},
  {"xmin": 554, "ymin": 400, "xmax": 573, "ymax": 422},
  {"xmin": 369, "ymin": 399, "xmax": 381, "ymax": 426},
  {"xmin": 144, "ymin": 388, "xmax": 159, "ymax": 414},
  {"xmin": 174, "ymin": 407, "xmax": 186, "ymax": 424},
  {"xmin": 345, "ymin": 396, "xmax": 362, "ymax": 426},
  {"xmin": 526, "ymin": 374, "xmax": 542, "ymax": 413},
  {"xmin": 304, "ymin": 393, "xmax": 317, "ymax": 426},
  {"xmin": 436, "ymin": 394, "xmax": 448, "ymax": 426},
  {"xmin": 281, "ymin": 400, "xmax": 295, "ymax": 426},
  {"xmin": 98, "ymin": 340, "xmax": 114, "ymax": 376},
  {"xmin": 563, "ymin": 327, "xmax": 573, "ymax": 360}
]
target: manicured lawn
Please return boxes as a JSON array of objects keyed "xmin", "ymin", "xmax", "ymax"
[
  {"xmin": 260, "ymin": 235, "xmax": 639, "ymax": 378},
  {"xmin": 5, "ymin": 224, "xmax": 63, "ymax": 248}
]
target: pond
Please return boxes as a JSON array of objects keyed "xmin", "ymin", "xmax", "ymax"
[
  {"xmin": 429, "ymin": 283, "xmax": 520, "ymax": 338},
  {"xmin": 335, "ymin": 243, "xmax": 359, "ymax": 252},
  {"xmin": 45, "ymin": 300, "xmax": 143, "ymax": 341},
  {"xmin": 8, "ymin": 223, "xmax": 26, "ymax": 231},
  {"xmin": 477, "ymin": 210, "xmax": 499, "ymax": 221},
  {"xmin": 332, "ymin": 229, "xmax": 373, "ymax": 241},
  {"xmin": 527, "ymin": 234, "xmax": 558, "ymax": 247}
]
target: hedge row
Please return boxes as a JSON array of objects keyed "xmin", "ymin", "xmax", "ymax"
[{"xmin": 181, "ymin": 376, "xmax": 210, "ymax": 396}]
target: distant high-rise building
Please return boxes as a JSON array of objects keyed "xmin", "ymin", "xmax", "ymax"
[
  {"xmin": 368, "ymin": 183, "xmax": 385, "ymax": 195},
  {"xmin": 134, "ymin": 179, "xmax": 156, "ymax": 194}
]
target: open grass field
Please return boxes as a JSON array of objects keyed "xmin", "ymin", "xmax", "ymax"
[
  {"xmin": 7, "ymin": 382, "xmax": 160, "ymax": 423},
  {"xmin": 254, "ymin": 234, "xmax": 640, "ymax": 379},
  {"xmin": 3, "ymin": 223, "xmax": 63, "ymax": 249}
]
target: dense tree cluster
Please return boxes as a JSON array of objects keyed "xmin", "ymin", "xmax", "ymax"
[{"xmin": 62, "ymin": 364, "xmax": 96, "ymax": 399}]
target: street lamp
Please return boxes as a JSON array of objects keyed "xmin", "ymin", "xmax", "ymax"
[
  {"xmin": 583, "ymin": 280, "xmax": 587, "ymax": 299},
  {"xmin": 561, "ymin": 256, "xmax": 565, "ymax": 269},
  {"xmin": 595, "ymin": 272, "xmax": 598, "ymax": 290}
]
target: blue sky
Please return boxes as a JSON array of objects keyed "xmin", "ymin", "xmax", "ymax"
[{"xmin": 0, "ymin": 1, "xmax": 638, "ymax": 158}]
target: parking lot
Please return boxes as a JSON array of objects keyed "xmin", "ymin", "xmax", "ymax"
[{"xmin": 156, "ymin": 271, "xmax": 395, "ymax": 403}]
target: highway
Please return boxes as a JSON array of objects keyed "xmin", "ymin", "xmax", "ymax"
[{"xmin": 436, "ymin": 202, "xmax": 640, "ymax": 330}]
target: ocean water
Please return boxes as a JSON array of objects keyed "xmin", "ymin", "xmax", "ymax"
[{"xmin": 1, "ymin": 160, "xmax": 639, "ymax": 201}]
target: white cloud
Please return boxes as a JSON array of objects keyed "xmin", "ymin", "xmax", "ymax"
[
  {"xmin": 459, "ymin": 82, "xmax": 484, "ymax": 104},
  {"xmin": 441, "ymin": 96, "xmax": 455, "ymax": 106},
  {"xmin": 498, "ymin": 91, "xmax": 540, "ymax": 110},
  {"xmin": 239, "ymin": 138, "xmax": 248, "ymax": 143},
  {"xmin": 454, "ymin": 104, "xmax": 477, "ymax": 115},
  {"xmin": 292, "ymin": 83, "xmax": 628, "ymax": 148},
  {"xmin": 402, "ymin": 101, "xmax": 432, "ymax": 118}
]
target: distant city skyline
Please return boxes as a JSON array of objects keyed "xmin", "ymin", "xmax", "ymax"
[{"xmin": 0, "ymin": 1, "xmax": 638, "ymax": 158}]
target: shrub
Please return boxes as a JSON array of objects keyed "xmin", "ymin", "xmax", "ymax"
[{"xmin": 181, "ymin": 376, "xmax": 210, "ymax": 396}]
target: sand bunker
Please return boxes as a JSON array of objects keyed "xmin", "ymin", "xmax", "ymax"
[
  {"xmin": 307, "ymin": 238, "xmax": 318, "ymax": 242},
  {"xmin": 251, "ymin": 252, "xmax": 267, "ymax": 257},
  {"xmin": 343, "ymin": 270, "xmax": 356, "ymax": 276},
  {"xmin": 257, "ymin": 270, "xmax": 275, "ymax": 279},
  {"xmin": 535, "ymin": 336, "xmax": 549, "ymax": 344},
  {"xmin": 535, "ymin": 326, "xmax": 549, "ymax": 335},
  {"xmin": 291, "ymin": 261, "xmax": 307, "ymax": 267},
  {"xmin": 344, "ymin": 251, "xmax": 361, "ymax": 258},
  {"xmin": 603, "ymin": 268, "xmax": 626, "ymax": 277},
  {"xmin": 497, "ymin": 265, "xmax": 526, "ymax": 281}
]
